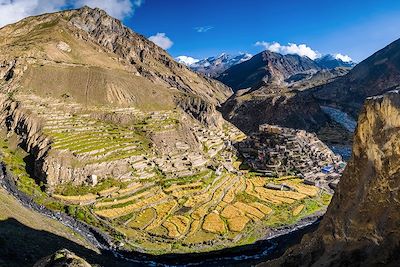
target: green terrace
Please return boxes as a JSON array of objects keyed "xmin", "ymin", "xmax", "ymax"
[{"xmin": 42, "ymin": 115, "xmax": 151, "ymax": 164}]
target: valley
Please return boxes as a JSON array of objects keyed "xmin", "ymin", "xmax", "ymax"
[{"xmin": 0, "ymin": 3, "xmax": 399, "ymax": 267}]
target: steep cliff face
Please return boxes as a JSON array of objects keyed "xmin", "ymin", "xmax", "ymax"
[
  {"xmin": 221, "ymin": 91, "xmax": 327, "ymax": 133},
  {"xmin": 0, "ymin": 96, "xmax": 50, "ymax": 159},
  {"xmin": 266, "ymin": 91, "xmax": 400, "ymax": 266}
]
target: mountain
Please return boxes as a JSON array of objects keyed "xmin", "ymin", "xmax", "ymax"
[
  {"xmin": 34, "ymin": 249, "xmax": 93, "ymax": 267},
  {"xmin": 221, "ymin": 39, "xmax": 400, "ymax": 148},
  {"xmin": 177, "ymin": 53, "xmax": 252, "ymax": 77},
  {"xmin": 315, "ymin": 54, "xmax": 356, "ymax": 69},
  {"xmin": 266, "ymin": 91, "xmax": 400, "ymax": 266},
  {"xmin": 0, "ymin": 6, "xmax": 232, "ymax": 127},
  {"xmin": 312, "ymin": 38, "xmax": 400, "ymax": 118},
  {"xmin": 217, "ymin": 50, "xmax": 322, "ymax": 91}
]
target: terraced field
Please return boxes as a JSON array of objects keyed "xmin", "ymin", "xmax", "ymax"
[{"xmin": 74, "ymin": 173, "xmax": 330, "ymax": 254}]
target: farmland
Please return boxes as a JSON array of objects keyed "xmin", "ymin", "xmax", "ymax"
[{"xmin": 64, "ymin": 172, "xmax": 330, "ymax": 254}]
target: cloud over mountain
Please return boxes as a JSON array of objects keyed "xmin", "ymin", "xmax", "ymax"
[
  {"xmin": 334, "ymin": 53, "xmax": 353, "ymax": 62},
  {"xmin": 0, "ymin": 0, "xmax": 67, "ymax": 27},
  {"xmin": 255, "ymin": 41, "xmax": 321, "ymax": 60},
  {"xmin": 149, "ymin": 32, "xmax": 174, "ymax": 50},
  {"xmin": 176, "ymin": 56, "xmax": 200, "ymax": 66}
]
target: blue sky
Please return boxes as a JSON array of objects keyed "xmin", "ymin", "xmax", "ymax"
[
  {"xmin": 126, "ymin": 0, "xmax": 400, "ymax": 62},
  {"xmin": 1, "ymin": 0, "xmax": 400, "ymax": 62}
]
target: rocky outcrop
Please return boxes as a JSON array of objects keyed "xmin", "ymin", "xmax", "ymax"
[
  {"xmin": 34, "ymin": 249, "xmax": 92, "ymax": 267},
  {"xmin": 0, "ymin": 96, "xmax": 50, "ymax": 158},
  {"xmin": 0, "ymin": 60, "xmax": 16, "ymax": 81},
  {"xmin": 265, "ymin": 91, "xmax": 400, "ymax": 266},
  {"xmin": 177, "ymin": 95, "xmax": 224, "ymax": 127}
]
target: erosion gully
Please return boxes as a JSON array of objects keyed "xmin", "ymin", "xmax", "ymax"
[{"xmin": 0, "ymin": 162, "xmax": 321, "ymax": 267}]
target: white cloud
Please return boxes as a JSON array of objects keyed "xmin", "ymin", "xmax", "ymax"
[
  {"xmin": 334, "ymin": 53, "xmax": 352, "ymax": 62},
  {"xmin": 0, "ymin": 0, "xmax": 67, "ymax": 28},
  {"xmin": 74, "ymin": 0, "xmax": 144, "ymax": 19},
  {"xmin": 148, "ymin": 33, "xmax": 173, "ymax": 50},
  {"xmin": 0, "ymin": 0, "xmax": 144, "ymax": 28},
  {"xmin": 176, "ymin": 56, "xmax": 199, "ymax": 66},
  {"xmin": 194, "ymin": 26, "xmax": 213, "ymax": 33},
  {"xmin": 255, "ymin": 41, "xmax": 321, "ymax": 60}
]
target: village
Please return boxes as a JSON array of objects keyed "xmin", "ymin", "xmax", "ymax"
[{"xmin": 237, "ymin": 124, "xmax": 346, "ymax": 192}]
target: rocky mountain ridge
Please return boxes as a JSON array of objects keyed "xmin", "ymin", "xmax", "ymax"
[
  {"xmin": 217, "ymin": 50, "xmax": 322, "ymax": 91},
  {"xmin": 68, "ymin": 7, "xmax": 232, "ymax": 106},
  {"xmin": 315, "ymin": 54, "xmax": 356, "ymax": 69},
  {"xmin": 312, "ymin": 38, "xmax": 400, "ymax": 118},
  {"xmin": 216, "ymin": 50, "xmax": 355, "ymax": 92}
]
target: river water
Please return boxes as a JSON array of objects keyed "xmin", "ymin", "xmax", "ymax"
[{"xmin": 320, "ymin": 106, "xmax": 357, "ymax": 132}]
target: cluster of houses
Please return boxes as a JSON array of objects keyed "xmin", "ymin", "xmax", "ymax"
[
  {"xmin": 237, "ymin": 124, "xmax": 345, "ymax": 191},
  {"xmin": 131, "ymin": 123, "xmax": 246, "ymax": 179}
]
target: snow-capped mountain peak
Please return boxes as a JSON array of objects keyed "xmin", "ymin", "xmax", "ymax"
[
  {"xmin": 315, "ymin": 54, "xmax": 356, "ymax": 69},
  {"xmin": 176, "ymin": 52, "xmax": 253, "ymax": 77}
]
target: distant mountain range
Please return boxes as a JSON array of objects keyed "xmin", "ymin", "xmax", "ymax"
[
  {"xmin": 176, "ymin": 53, "xmax": 252, "ymax": 77},
  {"xmin": 220, "ymin": 37, "xmax": 400, "ymax": 146},
  {"xmin": 177, "ymin": 52, "xmax": 355, "ymax": 79}
]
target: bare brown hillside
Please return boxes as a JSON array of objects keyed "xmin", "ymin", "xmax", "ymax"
[{"xmin": 0, "ymin": 6, "xmax": 231, "ymax": 123}]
